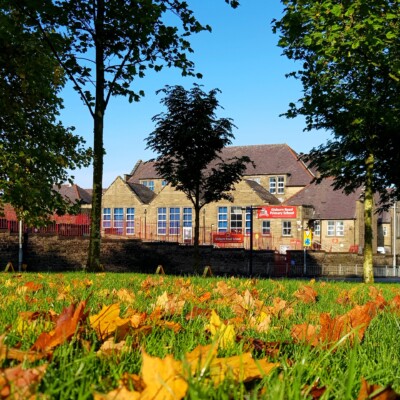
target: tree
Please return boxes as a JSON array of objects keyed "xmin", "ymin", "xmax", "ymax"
[
  {"xmin": 146, "ymin": 85, "xmax": 252, "ymax": 270},
  {"xmin": 273, "ymin": 0, "xmax": 400, "ymax": 283},
  {"xmin": 10, "ymin": 0, "xmax": 240, "ymax": 271},
  {"xmin": 0, "ymin": 6, "xmax": 91, "ymax": 225}
]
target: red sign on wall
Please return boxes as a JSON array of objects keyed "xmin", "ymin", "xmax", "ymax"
[
  {"xmin": 257, "ymin": 206, "xmax": 297, "ymax": 219},
  {"xmin": 212, "ymin": 232, "xmax": 244, "ymax": 244}
]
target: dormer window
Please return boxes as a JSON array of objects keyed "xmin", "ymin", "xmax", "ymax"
[
  {"xmin": 141, "ymin": 180, "xmax": 154, "ymax": 191},
  {"xmin": 269, "ymin": 176, "xmax": 285, "ymax": 194}
]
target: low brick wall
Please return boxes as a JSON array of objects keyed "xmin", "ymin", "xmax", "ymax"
[{"xmin": 0, "ymin": 232, "xmax": 398, "ymax": 276}]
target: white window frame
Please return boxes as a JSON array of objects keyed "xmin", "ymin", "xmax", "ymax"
[
  {"xmin": 102, "ymin": 208, "xmax": 111, "ymax": 228},
  {"xmin": 277, "ymin": 176, "xmax": 285, "ymax": 194},
  {"xmin": 183, "ymin": 208, "xmax": 192, "ymax": 228},
  {"xmin": 142, "ymin": 180, "xmax": 155, "ymax": 191},
  {"xmin": 126, "ymin": 207, "xmax": 135, "ymax": 235},
  {"xmin": 336, "ymin": 221, "xmax": 344, "ymax": 236},
  {"xmin": 327, "ymin": 221, "xmax": 335, "ymax": 236},
  {"xmin": 262, "ymin": 220, "xmax": 271, "ymax": 236},
  {"xmin": 313, "ymin": 220, "xmax": 321, "ymax": 236},
  {"xmin": 157, "ymin": 207, "xmax": 167, "ymax": 235},
  {"xmin": 218, "ymin": 207, "xmax": 228, "ymax": 232},
  {"xmin": 230, "ymin": 206, "xmax": 243, "ymax": 233},
  {"xmin": 269, "ymin": 177, "xmax": 276, "ymax": 194},
  {"xmin": 169, "ymin": 207, "xmax": 180, "ymax": 235},
  {"xmin": 282, "ymin": 221, "xmax": 292, "ymax": 236}
]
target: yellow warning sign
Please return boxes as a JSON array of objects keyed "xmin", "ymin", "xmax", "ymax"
[{"xmin": 303, "ymin": 230, "xmax": 312, "ymax": 247}]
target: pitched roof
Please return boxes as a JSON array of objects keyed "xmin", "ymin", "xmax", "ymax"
[
  {"xmin": 54, "ymin": 184, "xmax": 92, "ymax": 205},
  {"xmin": 127, "ymin": 182, "xmax": 156, "ymax": 204},
  {"xmin": 284, "ymin": 177, "xmax": 363, "ymax": 219},
  {"xmin": 244, "ymin": 180, "xmax": 281, "ymax": 205},
  {"xmin": 128, "ymin": 144, "xmax": 315, "ymax": 186}
]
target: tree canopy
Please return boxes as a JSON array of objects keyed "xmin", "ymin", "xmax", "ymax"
[
  {"xmin": 146, "ymin": 84, "xmax": 252, "ymax": 258},
  {"xmin": 9, "ymin": 0, "xmax": 240, "ymax": 270},
  {"xmin": 0, "ymin": 7, "xmax": 91, "ymax": 225},
  {"xmin": 273, "ymin": 0, "xmax": 400, "ymax": 283}
]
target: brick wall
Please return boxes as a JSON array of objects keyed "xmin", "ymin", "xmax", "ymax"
[{"xmin": 0, "ymin": 232, "xmax": 398, "ymax": 276}]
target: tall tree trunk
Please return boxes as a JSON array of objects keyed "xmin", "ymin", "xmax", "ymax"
[
  {"xmin": 363, "ymin": 152, "xmax": 374, "ymax": 283},
  {"xmin": 193, "ymin": 204, "xmax": 200, "ymax": 274},
  {"xmin": 87, "ymin": 0, "xmax": 105, "ymax": 272}
]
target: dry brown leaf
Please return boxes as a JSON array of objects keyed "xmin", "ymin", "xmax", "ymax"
[
  {"xmin": 153, "ymin": 291, "xmax": 185, "ymax": 315},
  {"xmin": 23, "ymin": 281, "xmax": 43, "ymax": 292},
  {"xmin": 358, "ymin": 378, "xmax": 400, "ymax": 400},
  {"xmin": 294, "ymin": 285, "xmax": 318, "ymax": 303},
  {"xmin": 93, "ymin": 386, "xmax": 141, "ymax": 400},
  {"xmin": 140, "ymin": 276, "xmax": 164, "ymax": 290},
  {"xmin": 113, "ymin": 288, "xmax": 136, "ymax": 303},
  {"xmin": 0, "ymin": 363, "xmax": 47, "ymax": 399},
  {"xmin": 140, "ymin": 350, "xmax": 188, "ymax": 400},
  {"xmin": 185, "ymin": 307, "xmax": 211, "ymax": 321},
  {"xmin": 198, "ymin": 292, "xmax": 212, "ymax": 303},
  {"xmin": 96, "ymin": 338, "xmax": 130, "ymax": 358},
  {"xmin": 0, "ymin": 334, "xmax": 47, "ymax": 363},
  {"xmin": 31, "ymin": 301, "xmax": 87, "ymax": 352},
  {"xmin": 292, "ymin": 301, "xmax": 379, "ymax": 347}
]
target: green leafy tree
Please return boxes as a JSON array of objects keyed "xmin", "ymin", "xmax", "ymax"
[
  {"xmin": 0, "ymin": 7, "xmax": 91, "ymax": 225},
  {"xmin": 10, "ymin": 0, "xmax": 240, "ymax": 271},
  {"xmin": 146, "ymin": 85, "xmax": 252, "ymax": 271},
  {"xmin": 273, "ymin": 0, "xmax": 400, "ymax": 283}
]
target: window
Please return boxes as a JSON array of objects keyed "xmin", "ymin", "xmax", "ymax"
[
  {"xmin": 142, "ymin": 180, "xmax": 154, "ymax": 191},
  {"xmin": 383, "ymin": 226, "xmax": 388, "ymax": 237},
  {"xmin": 277, "ymin": 176, "xmax": 285, "ymax": 194},
  {"xmin": 113, "ymin": 208, "xmax": 124, "ymax": 233},
  {"xmin": 183, "ymin": 208, "xmax": 192, "ymax": 227},
  {"xmin": 230, "ymin": 206, "xmax": 243, "ymax": 233},
  {"xmin": 245, "ymin": 208, "xmax": 251, "ymax": 235},
  {"xmin": 313, "ymin": 220, "xmax": 320, "ymax": 236},
  {"xmin": 269, "ymin": 177, "xmax": 276, "ymax": 194},
  {"xmin": 336, "ymin": 221, "xmax": 344, "ymax": 236},
  {"xmin": 103, "ymin": 208, "xmax": 111, "ymax": 228},
  {"xmin": 157, "ymin": 207, "xmax": 167, "ymax": 235},
  {"xmin": 327, "ymin": 220, "xmax": 344, "ymax": 236},
  {"xmin": 218, "ymin": 207, "xmax": 228, "ymax": 232},
  {"xmin": 126, "ymin": 208, "xmax": 135, "ymax": 235},
  {"xmin": 269, "ymin": 176, "xmax": 285, "ymax": 194},
  {"xmin": 282, "ymin": 221, "xmax": 292, "ymax": 236},
  {"xmin": 262, "ymin": 221, "xmax": 271, "ymax": 236},
  {"xmin": 161, "ymin": 180, "xmax": 168, "ymax": 187},
  {"xmin": 169, "ymin": 207, "xmax": 180, "ymax": 235}
]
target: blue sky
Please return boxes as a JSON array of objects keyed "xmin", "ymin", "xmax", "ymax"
[{"xmin": 60, "ymin": 0, "xmax": 331, "ymax": 188}]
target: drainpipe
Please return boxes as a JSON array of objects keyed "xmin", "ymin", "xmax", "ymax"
[{"xmin": 393, "ymin": 201, "xmax": 397, "ymax": 267}]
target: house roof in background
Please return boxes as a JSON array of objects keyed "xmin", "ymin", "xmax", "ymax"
[
  {"xmin": 127, "ymin": 182, "xmax": 156, "ymax": 205},
  {"xmin": 128, "ymin": 144, "xmax": 315, "ymax": 187},
  {"xmin": 285, "ymin": 177, "xmax": 363, "ymax": 219},
  {"xmin": 55, "ymin": 184, "xmax": 92, "ymax": 204},
  {"xmin": 244, "ymin": 180, "xmax": 281, "ymax": 205}
]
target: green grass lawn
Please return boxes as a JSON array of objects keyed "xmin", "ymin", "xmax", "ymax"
[{"xmin": 0, "ymin": 272, "xmax": 399, "ymax": 399}]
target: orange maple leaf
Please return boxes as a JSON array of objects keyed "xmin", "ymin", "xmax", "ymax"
[
  {"xmin": 140, "ymin": 350, "xmax": 188, "ymax": 400},
  {"xmin": 0, "ymin": 363, "xmax": 47, "ymax": 399},
  {"xmin": 292, "ymin": 301, "xmax": 379, "ymax": 347},
  {"xmin": 358, "ymin": 377, "xmax": 400, "ymax": 400},
  {"xmin": 294, "ymin": 285, "xmax": 318, "ymax": 303},
  {"xmin": 89, "ymin": 303, "xmax": 131, "ymax": 341},
  {"xmin": 31, "ymin": 301, "xmax": 87, "ymax": 352}
]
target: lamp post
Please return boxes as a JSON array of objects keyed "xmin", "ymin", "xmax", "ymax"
[
  {"xmin": 144, "ymin": 209, "xmax": 147, "ymax": 240},
  {"xmin": 243, "ymin": 206, "xmax": 262, "ymax": 277},
  {"xmin": 203, "ymin": 209, "xmax": 206, "ymax": 244}
]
